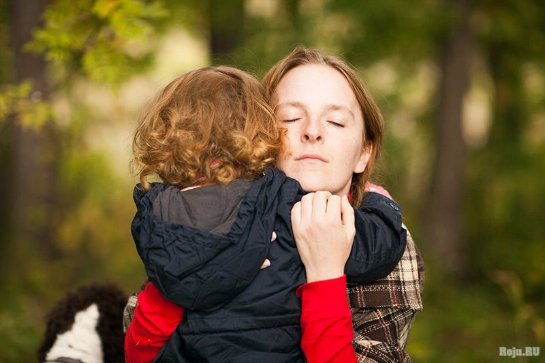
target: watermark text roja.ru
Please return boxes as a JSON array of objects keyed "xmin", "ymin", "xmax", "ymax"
[{"xmin": 499, "ymin": 346, "xmax": 540, "ymax": 358}]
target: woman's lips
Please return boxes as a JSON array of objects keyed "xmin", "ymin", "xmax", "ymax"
[{"xmin": 295, "ymin": 154, "xmax": 327, "ymax": 162}]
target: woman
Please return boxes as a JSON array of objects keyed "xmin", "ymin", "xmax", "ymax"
[
  {"xmin": 263, "ymin": 46, "xmax": 424, "ymax": 362},
  {"xmin": 125, "ymin": 64, "xmax": 406, "ymax": 362}
]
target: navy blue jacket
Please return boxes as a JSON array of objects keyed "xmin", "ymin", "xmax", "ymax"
[{"xmin": 132, "ymin": 168, "xmax": 406, "ymax": 362}]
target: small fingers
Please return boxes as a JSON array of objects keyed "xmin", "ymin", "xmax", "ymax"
[
  {"xmin": 261, "ymin": 232, "xmax": 277, "ymax": 270},
  {"xmin": 260, "ymin": 258, "xmax": 271, "ymax": 269}
]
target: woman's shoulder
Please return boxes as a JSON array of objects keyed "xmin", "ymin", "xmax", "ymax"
[{"xmin": 346, "ymin": 227, "xmax": 424, "ymax": 310}]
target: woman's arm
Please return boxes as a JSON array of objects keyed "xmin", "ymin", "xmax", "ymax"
[
  {"xmin": 290, "ymin": 189, "xmax": 417, "ymax": 362},
  {"xmin": 298, "ymin": 275, "xmax": 357, "ymax": 363},
  {"xmin": 125, "ymin": 282, "xmax": 184, "ymax": 363},
  {"xmin": 291, "ymin": 192, "xmax": 357, "ymax": 362},
  {"xmin": 291, "ymin": 184, "xmax": 406, "ymax": 286}
]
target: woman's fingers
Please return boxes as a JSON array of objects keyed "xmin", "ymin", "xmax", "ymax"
[
  {"xmin": 297, "ymin": 192, "xmax": 343, "ymax": 226},
  {"xmin": 291, "ymin": 201, "xmax": 302, "ymax": 227},
  {"xmin": 325, "ymin": 195, "xmax": 341, "ymax": 222},
  {"xmin": 290, "ymin": 192, "xmax": 356, "ymax": 282},
  {"xmin": 340, "ymin": 195, "xmax": 355, "ymax": 228},
  {"xmin": 299, "ymin": 193, "xmax": 314, "ymax": 223},
  {"xmin": 311, "ymin": 191, "xmax": 331, "ymax": 220}
]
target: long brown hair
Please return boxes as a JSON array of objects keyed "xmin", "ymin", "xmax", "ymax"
[
  {"xmin": 262, "ymin": 46, "xmax": 384, "ymax": 206},
  {"xmin": 133, "ymin": 66, "xmax": 281, "ymax": 190}
]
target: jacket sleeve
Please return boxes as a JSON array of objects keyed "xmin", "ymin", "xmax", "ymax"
[
  {"xmin": 344, "ymin": 192, "xmax": 407, "ymax": 283},
  {"xmin": 298, "ymin": 275, "xmax": 357, "ymax": 363},
  {"xmin": 125, "ymin": 282, "xmax": 184, "ymax": 363}
]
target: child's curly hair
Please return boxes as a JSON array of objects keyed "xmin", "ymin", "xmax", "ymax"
[{"xmin": 133, "ymin": 66, "xmax": 281, "ymax": 190}]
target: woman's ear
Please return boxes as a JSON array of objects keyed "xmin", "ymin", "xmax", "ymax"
[{"xmin": 353, "ymin": 145, "xmax": 373, "ymax": 174}]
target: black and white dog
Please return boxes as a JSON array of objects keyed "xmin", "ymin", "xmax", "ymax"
[{"xmin": 38, "ymin": 284, "xmax": 127, "ymax": 363}]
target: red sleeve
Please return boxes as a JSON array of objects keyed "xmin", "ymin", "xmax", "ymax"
[
  {"xmin": 125, "ymin": 282, "xmax": 185, "ymax": 363},
  {"xmin": 298, "ymin": 275, "xmax": 357, "ymax": 363}
]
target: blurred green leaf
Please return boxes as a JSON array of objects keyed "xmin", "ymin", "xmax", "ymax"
[
  {"xmin": 0, "ymin": 81, "xmax": 52, "ymax": 129},
  {"xmin": 26, "ymin": 0, "xmax": 167, "ymax": 85}
]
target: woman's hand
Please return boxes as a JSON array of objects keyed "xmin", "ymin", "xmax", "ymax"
[{"xmin": 291, "ymin": 192, "xmax": 355, "ymax": 282}]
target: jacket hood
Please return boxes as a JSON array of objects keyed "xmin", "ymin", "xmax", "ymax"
[{"xmin": 151, "ymin": 179, "xmax": 252, "ymax": 235}]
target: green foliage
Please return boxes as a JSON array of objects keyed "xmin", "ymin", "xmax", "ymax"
[
  {"xmin": 323, "ymin": 0, "xmax": 449, "ymax": 68},
  {"xmin": 27, "ymin": 0, "xmax": 167, "ymax": 84},
  {"xmin": 408, "ymin": 271, "xmax": 544, "ymax": 362},
  {"xmin": 467, "ymin": 145, "xmax": 545, "ymax": 292},
  {"xmin": 0, "ymin": 298, "xmax": 42, "ymax": 362},
  {"xmin": 0, "ymin": 81, "xmax": 52, "ymax": 129},
  {"xmin": 1, "ymin": 0, "xmax": 545, "ymax": 361},
  {"xmin": 476, "ymin": 0, "xmax": 545, "ymax": 61}
]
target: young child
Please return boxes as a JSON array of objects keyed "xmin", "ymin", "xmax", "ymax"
[{"xmin": 125, "ymin": 66, "xmax": 406, "ymax": 362}]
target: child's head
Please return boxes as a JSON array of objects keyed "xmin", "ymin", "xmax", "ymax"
[{"xmin": 133, "ymin": 66, "xmax": 281, "ymax": 189}]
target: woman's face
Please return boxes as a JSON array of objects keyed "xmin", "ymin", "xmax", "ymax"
[{"xmin": 272, "ymin": 64, "xmax": 370, "ymax": 196}]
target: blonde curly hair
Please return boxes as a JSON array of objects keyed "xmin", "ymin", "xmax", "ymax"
[{"xmin": 133, "ymin": 66, "xmax": 281, "ymax": 190}]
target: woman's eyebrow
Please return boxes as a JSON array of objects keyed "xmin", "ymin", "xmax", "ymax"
[
  {"xmin": 324, "ymin": 104, "xmax": 355, "ymax": 119},
  {"xmin": 273, "ymin": 102, "xmax": 356, "ymax": 120},
  {"xmin": 323, "ymin": 103, "xmax": 354, "ymax": 116},
  {"xmin": 273, "ymin": 101, "xmax": 305, "ymax": 112}
]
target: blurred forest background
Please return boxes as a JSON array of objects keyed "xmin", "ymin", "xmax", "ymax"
[{"xmin": 1, "ymin": 0, "xmax": 544, "ymax": 361}]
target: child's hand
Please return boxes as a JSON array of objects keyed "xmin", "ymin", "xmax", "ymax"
[
  {"xmin": 365, "ymin": 182, "xmax": 393, "ymax": 199},
  {"xmin": 260, "ymin": 232, "xmax": 277, "ymax": 269},
  {"xmin": 291, "ymin": 192, "xmax": 355, "ymax": 282}
]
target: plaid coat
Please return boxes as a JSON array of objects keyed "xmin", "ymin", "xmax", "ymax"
[{"xmin": 348, "ymin": 227, "xmax": 424, "ymax": 362}]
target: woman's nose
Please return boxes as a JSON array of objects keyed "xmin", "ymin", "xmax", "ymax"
[{"xmin": 301, "ymin": 119, "xmax": 323, "ymax": 143}]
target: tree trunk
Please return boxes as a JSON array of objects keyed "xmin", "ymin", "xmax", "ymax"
[
  {"xmin": 283, "ymin": 0, "xmax": 302, "ymax": 36},
  {"xmin": 4, "ymin": 0, "xmax": 59, "ymax": 263},
  {"xmin": 423, "ymin": 0, "xmax": 473, "ymax": 276},
  {"xmin": 208, "ymin": 0, "xmax": 245, "ymax": 62}
]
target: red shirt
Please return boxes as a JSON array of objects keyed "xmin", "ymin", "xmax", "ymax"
[{"xmin": 125, "ymin": 276, "xmax": 356, "ymax": 363}]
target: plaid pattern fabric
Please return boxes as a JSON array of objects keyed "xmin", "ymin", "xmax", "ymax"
[{"xmin": 347, "ymin": 227, "xmax": 424, "ymax": 362}]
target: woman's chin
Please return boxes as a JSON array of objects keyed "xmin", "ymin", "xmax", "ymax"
[
  {"xmin": 281, "ymin": 168, "xmax": 345, "ymax": 194},
  {"xmin": 298, "ymin": 179, "xmax": 331, "ymax": 193},
  {"xmin": 296, "ymin": 176, "xmax": 351, "ymax": 196}
]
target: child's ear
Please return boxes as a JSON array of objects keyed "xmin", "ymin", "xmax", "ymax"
[{"xmin": 353, "ymin": 145, "xmax": 372, "ymax": 174}]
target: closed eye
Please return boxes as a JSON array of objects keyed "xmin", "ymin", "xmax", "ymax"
[
  {"xmin": 282, "ymin": 118, "xmax": 301, "ymax": 123},
  {"xmin": 328, "ymin": 121, "xmax": 344, "ymax": 127}
]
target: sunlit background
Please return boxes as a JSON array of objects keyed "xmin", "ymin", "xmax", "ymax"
[{"xmin": 1, "ymin": 0, "xmax": 544, "ymax": 361}]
